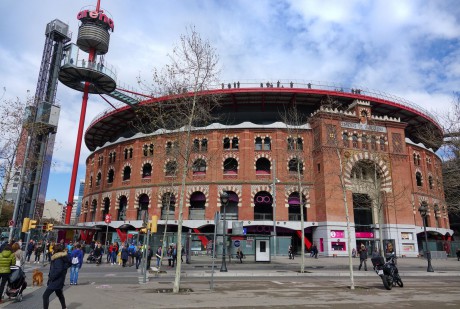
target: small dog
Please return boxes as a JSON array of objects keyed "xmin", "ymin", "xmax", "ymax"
[{"xmin": 32, "ymin": 269, "xmax": 43, "ymax": 286}]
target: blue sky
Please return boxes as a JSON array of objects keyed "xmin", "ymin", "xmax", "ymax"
[{"xmin": 1, "ymin": 0, "xmax": 460, "ymax": 204}]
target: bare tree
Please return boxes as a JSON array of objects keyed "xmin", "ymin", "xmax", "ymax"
[
  {"xmin": 0, "ymin": 97, "xmax": 28, "ymax": 219},
  {"xmin": 136, "ymin": 26, "xmax": 220, "ymax": 293},
  {"xmin": 281, "ymin": 105, "xmax": 310, "ymax": 273}
]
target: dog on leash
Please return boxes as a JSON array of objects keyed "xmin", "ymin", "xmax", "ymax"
[{"xmin": 32, "ymin": 268, "xmax": 43, "ymax": 286}]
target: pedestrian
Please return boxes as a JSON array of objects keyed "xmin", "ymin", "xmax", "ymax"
[
  {"xmin": 12, "ymin": 243, "xmax": 24, "ymax": 268},
  {"xmin": 70, "ymin": 244, "xmax": 83, "ymax": 285},
  {"xmin": 110, "ymin": 242, "xmax": 118, "ymax": 265},
  {"xmin": 146, "ymin": 245, "xmax": 153, "ymax": 270},
  {"xmin": 156, "ymin": 246, "xmax": 162, "ymax": 267},
  {"xmin": 121, "ymin": 244, "xmax": 129, "ymax": 267},
  {"xmin": 26, "ymin": 240, "xmax": 34, "ymax": 262},
  {"xmin": 43, "ymin": 244, "xmax": 70, "ymax": 309},
  {"xmin": 128, "ymin": 242, "xmax": 136, "ymax": 267},
  {"xmin": 167, "ymin": 245, "xmax": 173, "ymax": 267},
  {"xmin": 456, "ymin": 248, "xmax": 460, "ymax": 261},
  {"xmin": 93, "ymin": 243, "xmax": 104, "ymax": 265},
  {"xmin": 135, "ymin": 244, "xmax": 142, "ymax": 269},
  {"xmin": 34, "ymin": 241, "xmax": 43, "ymax": 263},
  {"xmin": 236, "ymin": 248, "xmax": 243, "ymax": 263},
  {"xmin": 0, "ymin": 244, "xmax": 16, "ymax": 303},
  {"xmin": 181, "ymin": 246, "xmax": 185, "ymax": 263},
  {"xmin": 288, "ymin": 245, "xmax": 294, "ymax": 260},
  {"xmin": 352, "ymin": 247, "xmax": 356, "ymax": 258},
  {"xmin": 358, "ymin": 244, "xmax": 368, "ymax": 271},
  {"xmin": 172, "ymin": 245, "xmax": 177, "ymax": 267},
  {"xmin": 311, "ymin": 243, "xmax": 318, "ymax": 259}
]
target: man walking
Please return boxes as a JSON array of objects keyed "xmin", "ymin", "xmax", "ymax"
[{"xmin": 358, "ymin": 243, "xmax": 368, "ymax": 271}]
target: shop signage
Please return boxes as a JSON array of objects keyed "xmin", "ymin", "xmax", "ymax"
[
  {"xmin": 330, "ymin": 230, "xmax": 344, "ymax": 238},
  {"xmin": 355, "ymin": 232, "xmax": 374, "ymax": 238}
]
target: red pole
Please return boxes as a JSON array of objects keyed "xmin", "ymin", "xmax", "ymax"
[
  {"xmin": 65, "ymin": 54, "xmax": 96, "ymax": 224},
  {"xmin": 65, "ymin": 0, "xmax": 101, "ymax": 224}
]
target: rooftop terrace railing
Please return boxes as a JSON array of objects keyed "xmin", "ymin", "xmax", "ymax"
[{"xmin": 87, "ymin": 79, "xmax": 440, "ymax": 130}]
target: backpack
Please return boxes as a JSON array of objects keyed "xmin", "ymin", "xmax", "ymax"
[
  {"xmin": 128, "ymin": 246, "xmax": 135, "ymax": 255},
  {"xmin": 72, "ymin": 256, "xmax": 79, "ymax": 264}
]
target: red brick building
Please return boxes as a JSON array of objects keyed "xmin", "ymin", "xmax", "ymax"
[{"xmin": 79, "ymin": 82, "xmax": 451, "ymax": 257}]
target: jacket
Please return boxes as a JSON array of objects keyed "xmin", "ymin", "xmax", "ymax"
[
  {"xmin": 359, "ymin": 247, "xmax": 368, "ymax": 259},
  {"xmin": 121, "ymin": 247, "xmax": 129, "ymax": 260},
  {"xmin": 47, "ymin": 251, "xmax": 70, "ymax": 290},
  {"xmin": 70, "ymin": 249, "xmax": 83, "ymax": 268},
  {"xmin": 0, "ymin": 250, "xmax": 16, "ymax": 274}
]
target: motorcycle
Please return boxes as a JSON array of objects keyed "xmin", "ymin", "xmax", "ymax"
[{"xmin": 371, "ymin": 253, "xmax": 403, "ymax": 290}]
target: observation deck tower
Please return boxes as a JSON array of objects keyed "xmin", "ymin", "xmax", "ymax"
[{"xmin": 59, "ymin": 0, "xmax": 117, "ymax": 223}]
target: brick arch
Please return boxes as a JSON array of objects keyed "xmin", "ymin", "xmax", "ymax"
[
  {"xmin": 222, "ymin": 153, "xmax": 239, "ymax": 163},
  {"xmin": 121, "ymin": 162, "xmax": 132, "ymax": 177},
  {"xmin": 186, "ymin": 185, "xmax": 209, "ymax": 208},
  {"xmin": 217, "ymin": 185, "xmax": 242, "ymax": 208},
  {"xmin": 106, "ymin": 166, "xmax": 115, "ymax": 180},
  {"xmin": 82, "ymin": 200, "xmax": 89, "ymax": 213},
  {"xmin": 99, "ymin": 193, "xmax": 112, "ymax": 211},
  {"xmin": 134, "ymin": 188, "xmax": 152, "ymax": 209},
  {"xmin": 254, "ymin": 134, "xmax": 272, "ymax": 141},
  {"xmin": 287, "ymin": 134, "xmax": 304, "ymax": 142},
  {"xmin": 286, "ymin": 155, "xmax": 305, "ymax": 171},
  {"xmin": 193, "ymin": 154, "xmax": 207, "ymax": 161},
  {"xmin": 140, "ymin": 159, "xmax": 153, "ymax": 175},
  {"xmin": 157, "ymin": 186, "xmax": 178, "ymax": 208},
  {"xmin": 285, "ymin": 186, "xmax": 310, "ymax": 208},
  {"xmin": 344, "ymin": 152, "xmax": 392, "ymax": 192},
  {"xmin": 250, "ymin": 184, "xmax": 273, "ymax": 207},
  {"xmin": 90, "ymin": 198, "xmax": 98, "ymax": 212},
  {"xmin": 254, "ymin": 153, "xmax": 272, "ymax": 170},
  {"xmin": 115, "ymin": 190, "xmax": 130, "ymax": 209},
  {"xmin": 163, "ymin": 158, "xmax": 177, "ymax": 173}
]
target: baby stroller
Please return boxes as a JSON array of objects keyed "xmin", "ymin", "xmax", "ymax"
[
  {"xmin": 6, "ymin": 266, "xmax": 27, "ymax": 302},
  {"xmin": 86, "ymin": 251, "xmax": 102, "ymax": 264}
]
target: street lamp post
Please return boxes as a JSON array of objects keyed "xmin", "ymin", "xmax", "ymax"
[
  {"xmin": 418, "ymin": 202, "xmax": 434, "ymax": 272},
  {"xmin": 220, "ymin": 191, "xmax": 229, "ymax": 272}
]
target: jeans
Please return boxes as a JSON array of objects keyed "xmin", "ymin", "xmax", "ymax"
[
  {"xmin": 43, "ymin": 288, "xmax": 66, "ymax": 309},
  {"xmin": 70, "ymin": 265, "xmax": 80, "ymax": 284},
  {"xmin": 0, "ymin": 273, "xmax": 9, "ymax": 300},
  {"xmin": 135, "ymin": 256, "xmax": 141, "ymax": 269},
  {"xmin": 111, "ymin": 251, "xmax": 117, "ymax": 264}
]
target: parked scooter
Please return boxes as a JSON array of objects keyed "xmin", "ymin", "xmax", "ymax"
[{"xmin": 371, "ymin": 253, "xmax": 403, "ymax": 290}]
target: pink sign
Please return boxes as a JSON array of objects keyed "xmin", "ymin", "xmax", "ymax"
[
  {"xmin": 330, "ymin": 230, "xmax": 345, "ymax": 238},
  {"xmin": 355, "ymin": 232, "xmax": 374, "ymax": 238}
]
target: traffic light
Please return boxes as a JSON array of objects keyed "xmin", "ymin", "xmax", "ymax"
[
  {"xmin": 47, "ymin": 223, "xmax": 54, "ymax": 231},
  {"xmin": 28, "ymin": 219, "xmax": 37, "ymax": 230},
  {"xmin": 21, "ymin": 218, "xmax": 30, "ymax": 233},
  {"xmin": 150, "ymin": 215, "xmax": 158, "ymax": 233},
  {"xmin": 140, "ymin": 227, "xmax": 147, "ymax": 234}
]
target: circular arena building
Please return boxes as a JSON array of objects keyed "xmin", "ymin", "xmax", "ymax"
[{"xmin": 78, "ymin": 80, "xmax": 452, "ymax": 257}]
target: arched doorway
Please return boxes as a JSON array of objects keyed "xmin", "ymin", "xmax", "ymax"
[
  {"xmin": 137, "ymin": 194, "xmax": 149, "ymax": 221},
  {"xmin": 118, "ymin": 196, "xmax": 127, "ymax": 221},
  {"xmin": 189, "ymin": 191, "xmax": 206, "ymax": 220},
  {"xmin": 91, "ymin": 199, "xmax": 97, "ymax": 222},
  {"xmin": 254, "ymin": 191, "xmax": 273, "ymax": 220},
  {"xmin": 221, "ymin": 191, "xmax": 239, "ymax": 220},
  {"xmin": 288, "ymin": 192, "xmax": 307, "ymax": 221}
]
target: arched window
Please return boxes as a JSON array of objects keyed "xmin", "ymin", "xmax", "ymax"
[
  {"xmin": 263, "ymin": 137, "xmax": 271, "ymax": 150},
  {"xmin": 428, "ymin": 175, "xmax": 433, "ymax": 189},
  {"xmin": 166, "ymin": 141, "xmax": 173, "ymax": 154},
  {"xmin": 192, "ymin": 159, "xmax": 206, "ymax": 175},
  {"xmin": 142, "ymin": 163, "xmax": 152, "ymax": 178},
  {"xmin": 165, "ymin": 161, "xmax": 177, "ymax": 177},
  {"xmin": 223, "ymin": 158, "xmax": 238, "ymax": 174},
  {"xmin": 254, "ymin": 191, "xmax": 273, "ymax": 220},
  {"xmin": 192, "ymin": 139, "xmax": 200, "ymax": 152},
  {"xmin": 287, "ymin": 138, "xmax": 295, "ymax": 150},
  {"xmin": 288, "ymin": 192, "xmax": 307, "ymax": 221},
  {"xmin": 123, "ymin": 166, "xmax": 131, "ymax": 181},
  {"xmin": 417, "ymin": 154, "xmax": 421, "ymax": 166},
  {"xmin": 255, "ymin": 137, "xmax": 263, "ymax": 150},
  {"xmin": 189, "ymin": 192, "xmax": 206, "ymax": 220},
  {"xmin": 416, "ymin": 172, "xmax": 422, "ymax": 187},
  {"xmin": 137, "ymin": 194, "xmax": 149, "ymax": 220},
  {"xmin": 117, "ymin": 196, "xmax": 127, "ymax": 221},
  {"xmin": 413, "ymin": 153, "xmax": 417, "ymax": 165},
  {"xmin": 161, "ymin": 193, "xmax": 176, "ymax": 219},
  {"xmin": 222, "ymin": 191, "xmax": 239, "ymax": 220},
  {"xmin": 102, "ymin": 197, "xmax": 110, "ymax": 219},
  {"xmin": 342, "ymin": 133, "xmax": 349, "ymax": 148},
  {"xmin": 223, "ymin": 137, "xmax": 230, "ymax": 150},
  {"xmin": 143, "ymin": 144, "xmax": 148, "ymax": 156},
  {"xmin": 91, "ymin": 200, "xmax": 97, "ymax": 222},
  {"xmin": 201, "ymin": 139, "xmax": 208, "ymax": 152},
  {"xmin": 232, "ymin": 137, "xmax": 239, "ymax": 149},
  {"xmin": 296, "ymin": 138, "xmax": 303, "ymax": 150},
  {"xmin": 352, "ymin": 134, "xmax": 358, "ymax": 148},
  {"xmin": 107, "ymin": 169, "xmax": 114, "ymax": 183},
  {"xmin": 288, "ymin": 158, "xmax": 303, "ymax": 174},
  {"xmin": 370, "ymin": 136, "xmax": 377, "ymax": 150},
  {"xmin": 362, "ymin": 135, "xmax": 368, "ymax": 149},
  {"xmin": 124, "ymin": 148, "xmax": 129, "ymax": 160},
  {"xmin": 89, "ymin": 175, "xmax": 93, "ymax": 188},
  {"xmin": 149, "ymin": 143, "xmax": 154, "ymax": 156},
  {"xmin": 96, "ymin": 172, "xmax": 102, "ymax": 186},
  {"xmin": 256, "ymin": 158, "xmax": 271, "ymax": 175},
  {"xmin": 379, "ymin": 137, "xmax": 386, "ymax": 151}
]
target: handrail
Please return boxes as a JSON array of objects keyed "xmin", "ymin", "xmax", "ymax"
[{"xmin": 87, "ymin": 79, "xmax": 441, "ymax": 130}]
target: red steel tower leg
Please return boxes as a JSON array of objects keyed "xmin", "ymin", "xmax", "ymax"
[{"xmin": 65, "ymin": 1, "xmax": 101, "ymax": 224}]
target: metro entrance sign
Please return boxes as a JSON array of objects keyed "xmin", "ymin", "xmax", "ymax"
[{"xmin": 104, "ymin": 214, "xmax": 112, "ymax": 224}]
